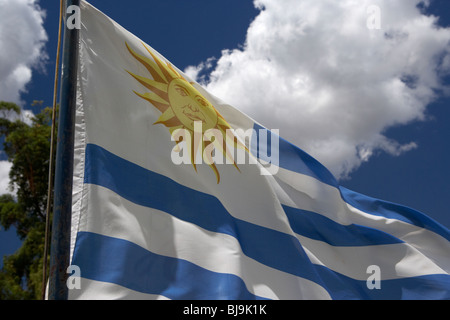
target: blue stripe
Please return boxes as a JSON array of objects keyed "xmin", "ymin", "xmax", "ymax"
[
  {"xmin": 313, "ymin": 265, "xmax": 450, "ymax": 300},
  {"xmin": 82, "ymin": 143, "xmax": 450, "ymax": 299},
  {"xmin": 251, "ymin": 123, "xmax": 338, "ymax": 187},
  {"xmin": 283, "ymin": 205, "xmax": 403, "ymax": 246},
  {"xmin": 72, "ymin": 232, "xmax": 267, "ymax": 300},
  {"xmin": 340, "ymin": 187, "xmax": 450, "ymax": 242},
  {"xmin": 251, "ymin": 124, "xmax": 450, "ymax": 240}
]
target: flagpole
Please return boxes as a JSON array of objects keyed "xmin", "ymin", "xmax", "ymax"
[
  {"xmin": 48, "ymin": 0, "xmax": 80, "ymax": 300},
  {"xmin": 41, "ymin": 0, "xmax": 64, "ymax": 300}
]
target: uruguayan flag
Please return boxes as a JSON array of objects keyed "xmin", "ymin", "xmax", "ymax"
[{"xmin": 69, "ymin": 0, "xmax": 450, "ymax": 300}]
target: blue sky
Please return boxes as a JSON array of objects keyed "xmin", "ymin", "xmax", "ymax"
[{"xmin": 1, "ymin": 0, "xmax": 450, "ymax": 265}]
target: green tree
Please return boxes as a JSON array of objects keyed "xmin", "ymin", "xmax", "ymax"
[{"xmin": 0, "ymin": 101, "xmax": 53, "ymax": 300}]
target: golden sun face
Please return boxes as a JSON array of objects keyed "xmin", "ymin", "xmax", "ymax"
[
  {"xmin": 126, "ymin": 42, "xmax": 244, "ymax": 183},
  {"xmin": 168, "ymin": 79, "xmax": 218, "ymax": 132}
]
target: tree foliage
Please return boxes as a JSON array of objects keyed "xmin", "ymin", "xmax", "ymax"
[{"xmin": 0, "ymin": 101, "xmax": 53, "ymax": 300}]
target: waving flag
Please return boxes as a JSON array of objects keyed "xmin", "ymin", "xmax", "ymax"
[{"xmin": 68, "ymin": 0, "xmax": 450, "ymax": 299}]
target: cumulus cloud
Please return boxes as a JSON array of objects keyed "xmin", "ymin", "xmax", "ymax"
[
  {"xmin": 0, "ymin": 0, "xmax": 47, "ymax": 194},
  {"xmin": 0, "ymin": 0, "xmax": 48, "ymax": 104},
  {"xmin": 0, "ymin": 161, "xmax": 13, "ymax": 195},
  {"xmin": 187, "ymin": 0, "xmax": 450, "ymax": 179}
]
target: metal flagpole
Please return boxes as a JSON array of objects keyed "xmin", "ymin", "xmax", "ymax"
[
  {"xmin": 48, "ymin": 0, "xmax": 80, "ymax": 300},
  {"xmin": 41, "ymin": 0, "xmax": 65, "ymax": 300}
]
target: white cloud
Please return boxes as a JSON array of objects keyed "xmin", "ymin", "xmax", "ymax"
[
  {"xmin": 0, "ymin": 0, "xmax": 48, "ymax": 105},
  {"xmin": 187, "ymin": 0, "xmax": 450, "ymax": 179},
  {"xmin": 0, "ymin": 0, "xmax": 47, "ymax": 193},
  {"xmin": 0, "ymin": 161, "xmax": 13, "ymax": 195}
]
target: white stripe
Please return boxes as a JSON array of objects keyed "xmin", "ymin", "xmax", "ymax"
[
  {"xmin": 77, "ymin": 184, "xmax": 331, "ymax": 300},
  {"xmin": 69, "ymin": 278, "xmax": 170, "ymax": 300},
  {"xmin": 298, "ymin": 235, "xmax": 447, "ymax": 280}
]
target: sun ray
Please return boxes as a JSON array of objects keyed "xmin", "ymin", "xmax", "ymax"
[
  {"xmin": 126, "ymin": 42, "xmax": 167, "ymax": 83},
  {"xmin": 133, "ymin": 91, "xmax": 169, "ymax": 113},
  {"xmin": 155, "ymin": 108, "xmax": 175, "ymax": 123},
  {"xmin": 155, "ymin": 116, "xmax": 183, "ymax": 128},
  {"xmin": 167, "ymin": 63, "xmax": 183, "ymax": 79},
  {"xmin": 134, "ymin": 91, "xmax": 169, "ymax": 105},
  {"xmin": 209, "ymin": 161, "xmax": 220, "ymax": 184},
  {"xmin": 126, "ymin": 71, "xmax": 169, "ymax": 100},
  {"xmin": 168, "ymin": 125, "xmax": 184, "ymax": 136},
  {"xmin": 143, "ymin": 44, "xmax": 178, "ymax": 82}
]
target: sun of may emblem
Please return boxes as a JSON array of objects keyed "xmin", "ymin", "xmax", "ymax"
[{"xmin": 126, "ymin": 42, "xmax": 245, "ymax": 183}]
